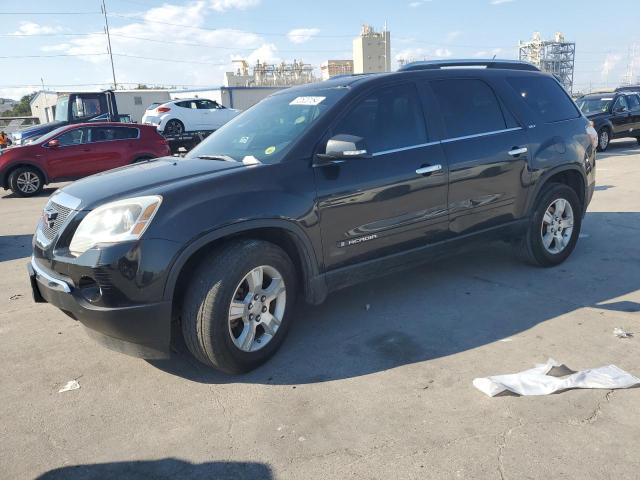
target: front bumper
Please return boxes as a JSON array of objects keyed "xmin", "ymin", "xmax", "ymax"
[{"xmin": 28, "ymin": 255, "xmax": 173, "ymax": 359}]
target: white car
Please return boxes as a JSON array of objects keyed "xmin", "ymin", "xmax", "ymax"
[{"xmin": 142, "ymin": 98, "xmax": 240, "ymax": 136}]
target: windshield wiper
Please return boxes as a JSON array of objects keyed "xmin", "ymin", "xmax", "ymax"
[{"xmin": 196, "ymin": 154, "xmax": 237, "ymax": 162}]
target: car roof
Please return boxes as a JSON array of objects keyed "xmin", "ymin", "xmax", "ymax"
[
  {"xmin": 70, "ymin": 122, "xmax": 146, "ymax": 128},
  {"xmin": 170, "ymin": 98, "xmax": 213, "ymax": 103}
]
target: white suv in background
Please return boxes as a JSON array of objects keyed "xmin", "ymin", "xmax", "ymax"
[{"xmin": 142, "ymin": 98, "xmax": 240, "ymax": 135}]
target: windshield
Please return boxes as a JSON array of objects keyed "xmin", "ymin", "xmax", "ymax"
[
  {"xmin": 186, "ymin": 88, "xmax": 348, "ymax": 164},
  {"xmin": 54, "ymin": 96, "xmax": 69, "ymax": 122},
  {"xmin": 577, "ymin": 96, "xmax": 613, "ymax": 114}
]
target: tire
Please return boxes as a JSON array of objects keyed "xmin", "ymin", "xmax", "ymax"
[
  {"xmin": 517, "ymin": 183, "xmax": 582, "ymax": 267},
  {"xmin": 9, "ymin": 166, "xmax": 44, "ymax": 197},
  {"xmin": 181, "ymin": 240, "xmax": 297, "ymax": 374},
  {"xmin": 164, "ymin": 119, "xmax": 184, "ymax": 136},
  {"xmin": 597, "ymin": 127, "xmax": 610, "ymax": 152}
]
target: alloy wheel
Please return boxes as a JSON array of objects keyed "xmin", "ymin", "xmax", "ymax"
[
  {"xmin": 228, "ymin": 265, "xmax": 286, "ymax": 352},
  {"xmin": 16, "ymin": 171, "xmax": 41, "ymax": 194},
  {"xmin": 599, "ymin": 130, "xmax": 609, "ymax": 150},
  {"xmin": 540, "ymin": 198, "xmax": 574, "ymax": 254}
]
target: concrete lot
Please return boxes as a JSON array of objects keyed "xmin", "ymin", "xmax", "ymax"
[{"xmin": 1, "ymin": 140, "xmax": 639, "ymax": 480}]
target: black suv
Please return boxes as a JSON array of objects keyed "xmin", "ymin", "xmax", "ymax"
[
  {"xmin": 576, "ymin": 91, "xmax": 640, "ymax": 151},
  {"xmin": 28, "ymin": 60, "xmax": 597, "ymax": 373}
]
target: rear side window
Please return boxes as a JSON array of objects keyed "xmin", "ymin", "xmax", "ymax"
[
  {"xmin": 628, "ymin": 94, "xmax": 640, "ymax": 110},
  {"xmin": 430, "ymin": 79, "xmax": 506, "ymax": 139},
  {"xmin": 507, "ymin": 76, "xmax": 579, "ymax": 123},
  {"xmin": 89, "ymin": 127, "xmax": 139, "ymax": 142},
  {"xmin": 333, "ymin": 83, "xmax": 427, "ymax": 153}
]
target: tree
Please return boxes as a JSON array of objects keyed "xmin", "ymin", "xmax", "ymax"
[{"xmin": 0, "ymin": 92, "xmax": 37, "ymax": 117}]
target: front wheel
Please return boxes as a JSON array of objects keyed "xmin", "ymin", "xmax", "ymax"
[
  {"xmin": 181, "ymin": 240, "xmax": 297, "ymax": 373},
  {"xmin": 517, "ymin": 183, "xmax": 582, "ymax": 267},
  {"xmin": 9, "ymin": 167, "xmax": 44, "ymax": 197}
]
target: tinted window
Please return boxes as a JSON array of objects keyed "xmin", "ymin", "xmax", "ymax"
[
  {"xmin": 627, "ymin": 95, "xmax": 640, "ymax": 110},
  {"xmin": 89, "ymin": 127, "xmax": 139, "ymax": 142},
  {"xmin": 613, "ymin": 96, "xmax": 629, "ymax": 111},
  {"xmin": 71, "ymin": 97, "xmax": 102, "ymax": 119},
  {"xmin": 333, "ymin": 84, "xmax": 427, "ymax": 153},
  {"xmin": 197, "ymin": 100, "xmax": 219, "ymax": 109},
  {"xmin": 176, "ymin": 100, "xmax": 197, "ymax": 109},
  {"xmin": 56, "ymin": 128, "xmax": 86, "ymax": 146},
  {"xmin": 430, "ymin": 79, "xmax": 506, "ymax": 138},
  {"xmin": 507, "ymin": 76, "xmax": 579, "ymax": 123}
]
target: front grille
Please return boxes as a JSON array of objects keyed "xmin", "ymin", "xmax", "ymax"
[{"xmin": 40, "ymin": 201, "xmax": 73, "ymax": 242}]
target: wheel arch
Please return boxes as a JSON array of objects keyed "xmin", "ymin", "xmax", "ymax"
[
  {"xmin": 527, "ymin": 165, "xmax": 587, "ymax": 216},
  {"xmin": 2, "ymin": 162, "xmax": 49, "ymax": 189},
  {"xmin": 164, "ymin": 220, "xmax": 326, "ymax": 318}
]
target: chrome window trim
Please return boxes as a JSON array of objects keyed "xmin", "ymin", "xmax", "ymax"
[
  {"xmin": 440, "ymin": 127, "xmax": 523, "ymax": 144},
  {"xmin": 30, "ymin": 256, "xmax": 72, "ymax": 293},
  {"xmin": 371, "ymin": 141, "xmax": 440, "ymax": 157}
]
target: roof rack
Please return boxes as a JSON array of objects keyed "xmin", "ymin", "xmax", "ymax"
[{"xmin": 398, "ymin": 59, "xmax": 540, "ymax": 72}]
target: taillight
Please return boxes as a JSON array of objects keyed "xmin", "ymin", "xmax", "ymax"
[{"xmin": 157, "ymin": 107, "xmax": 171, "ymax": 113}]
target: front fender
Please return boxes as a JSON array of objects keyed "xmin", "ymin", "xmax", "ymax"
[{"xmin": 162, "ymin": 218, "xmax": 326, "ymax": 306}]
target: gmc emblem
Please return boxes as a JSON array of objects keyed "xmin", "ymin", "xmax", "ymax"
[{"xmin": 43, "ymin": 208, "xmax": 58, "ymax": 229}]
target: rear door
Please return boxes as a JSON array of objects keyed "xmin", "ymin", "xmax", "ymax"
[
  {"xmin": 45, "ymin": 127, "xmax": 93, "ymax": 179},
  {"xmin": 85, "ymin": 126, "xmax": 139, "ymax": 174},
  {"xmin": 428, "ymin": 78, "xmax": 530, "ymax": 236},
  {"xmin": 314, "ymin": 82, "xmax": 449, "ymax": 270}
]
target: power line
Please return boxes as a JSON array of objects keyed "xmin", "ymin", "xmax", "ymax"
[
  {"xmin": 112, "ymin": 53, "xmax": 226, "ymax": 66},
  {"xmin": 0, "ymin": 52, "xmax": 107, "ymax": 59},
  {"xmin": 0, "ymin": 12, "xmax": 100, "ymax": 15},
  {"xmin": 0, "ymin": 32, "xmax": 104, "ymax": 37}
]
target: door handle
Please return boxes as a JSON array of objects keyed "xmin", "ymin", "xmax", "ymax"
[
  {"xmin": 508, "ymin": 147, "xmax": 528, "ymax": 157},
  {"xmin": 416, "ymin": 164, "xmax": 442, "ymax": 175}
]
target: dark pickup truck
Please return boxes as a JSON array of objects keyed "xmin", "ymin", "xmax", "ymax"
[{"xmin": 576, "ymin": 91, "xmax": 640, "ymax": 151}]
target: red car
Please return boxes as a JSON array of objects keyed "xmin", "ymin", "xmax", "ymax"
[{"xmin": 0, "ymin": 122, "xmax": 171, "ymax": 197}]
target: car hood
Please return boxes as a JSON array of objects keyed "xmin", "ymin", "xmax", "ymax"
[
  {"xmin": 16, "ymin": 121, "xmax": 65, "ymax": 139},
  {"xmin": 56, "ymin": 157, "xmax": 248, "ymax": 210}
]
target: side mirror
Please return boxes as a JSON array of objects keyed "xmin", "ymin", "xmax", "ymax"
[
  {"xmin": 613, "ymin": 105, "xmax": 627, "ymax": 113},
  {"xmin": 314, "ymin": 134, "xmax": 370, "ymax": 166},
  {"xmin": 46, "ymin": 139, "xmax": 60, "ymax": 148}
]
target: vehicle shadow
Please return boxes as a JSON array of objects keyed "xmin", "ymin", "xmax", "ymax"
[
  {"xmin": 36, "ymin": 458, "xmax": 273, "ymax": 480},
  {"xmin": 147, "ymin": 211, "xmax": 638, "ymax": 385},
  {"xmin": 0, "ymin": 234, "xmax": 33, "ymax": 262},
  {"xmin": 0, "ymin": 186, "xmax": 58, "ymax": 199}
]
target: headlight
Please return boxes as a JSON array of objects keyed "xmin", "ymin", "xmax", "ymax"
[{"xmin": 69, "ymin": 196, "xmax": 162, "ymax": 256}]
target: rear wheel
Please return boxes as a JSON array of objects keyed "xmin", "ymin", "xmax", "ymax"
[
  {"xmin": 597, "ymin": 127, "xmax": 610, "ymax": 151},
  {"xmin": 164, "ymin": 119, "xmax": 184, "ymax": 136},
  {"xmin": 517, "ymin": 183, "xmax": 582, "ymax": 267},
  {"xmin": 181, "ymin": 240, "xmax": 297, "ymax": 373},
  {"xmin": 9, "ymin": 167, "xmax": 44, "ymax": 197}
]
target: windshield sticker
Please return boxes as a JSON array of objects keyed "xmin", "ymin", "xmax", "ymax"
[
  {"xmin": 289, "ymin": 96, "xmax": 325, "ymax": 106},
  {"xmin": 294, "ymin": 116, "xmax": 306, "ymax": 125},
  {"xmin": 265, "ymin": 146, "xmax": 276, "ymax": 155},
  {"xmin": 239, "ymin": 136, "xmax": 250, "ymax": 144}
]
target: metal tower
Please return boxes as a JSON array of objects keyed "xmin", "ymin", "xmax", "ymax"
[{"xmin": 519, "ymin": 32, "xmax": 575, "ymax": 94}]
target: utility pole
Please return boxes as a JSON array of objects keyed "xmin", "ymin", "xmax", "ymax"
[{"xmin": 101, "ymin": 0, "xmax": 117, "ymax": 89}]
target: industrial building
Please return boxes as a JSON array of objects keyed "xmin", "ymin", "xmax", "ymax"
[
  {"xmin": 353, "ymin": 24, "xmax": 391, "ymax": 74},
  {"xmin": 224, "ymin": 59, "xmax": 315, "ymax": 87},
  {"xmin": 519, "ymin": 32, "xmax": 575, "ymax": 93},
  {"xmin": 320, "ymin": 60, "xmax": 354, "ymax": 80}
]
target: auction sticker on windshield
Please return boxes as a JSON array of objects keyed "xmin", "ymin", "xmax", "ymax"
[{"xmin": 289, "ymin": 96, "xmax": 325, "ymax": 106}]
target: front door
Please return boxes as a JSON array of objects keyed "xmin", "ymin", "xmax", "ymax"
[
  {"xmin": 610, "ymin": 95, "xmax": 633, "ymax": 137},
  {"xmin": 314, "ymin": 82, "xmax": 449, "ymax": 271},
  {"xmin": 428, "ymin": 78, "xmax": 531, "ymax": 235},
  {"xmin": 45, "ymin": 127, "xmax": 95, "ymax": 179}
]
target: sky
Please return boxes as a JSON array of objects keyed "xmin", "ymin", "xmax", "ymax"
[{"xmin": 1, "ymin": 0, "xmax": 639, "ymax": 100}]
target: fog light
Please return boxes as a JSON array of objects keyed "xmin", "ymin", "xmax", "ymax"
[{"xmin": 79, "ymin": 276, "xmax": 101, "ymax": 303}]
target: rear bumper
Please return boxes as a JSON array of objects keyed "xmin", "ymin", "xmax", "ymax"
[{"xmin": 28, "ymin": 256, "xmax": 172, "ymax": 359}]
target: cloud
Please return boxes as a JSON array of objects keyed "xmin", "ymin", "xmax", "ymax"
[
  {"xmin": 601, "ymin": 53, "xmax": 622, "ymax": 79},
  {"xmin": 490, "ymin": 0, "xmax": 514, "ymax": 4},
  {"xmin": 210, "ymin": 0, "xmax": 260, "ymax": 11},
  {"xmin": 473, "ymin": 48, "xmax": 503, "ymax": 58},
  {"xmin": 435, "ymin": 48, "xmax": 452, "ymax": 58},
  {"xmin": 445, "ymin": 31, "xmax": 462, "ymax": 42},
  {"xmin": 409, "ymin": 0, "xmax": 432, "ymax": 6},
  {"xmin": 240, "ymin": 43, "xmax": 280, "ymax": 64},
  {"xmin": 11, "ymin": 22, "xmax": 63, "ymax": 36},
  {"xmin": 287, "ymin": 28, "xmax": 320, "ymax": 44}
]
